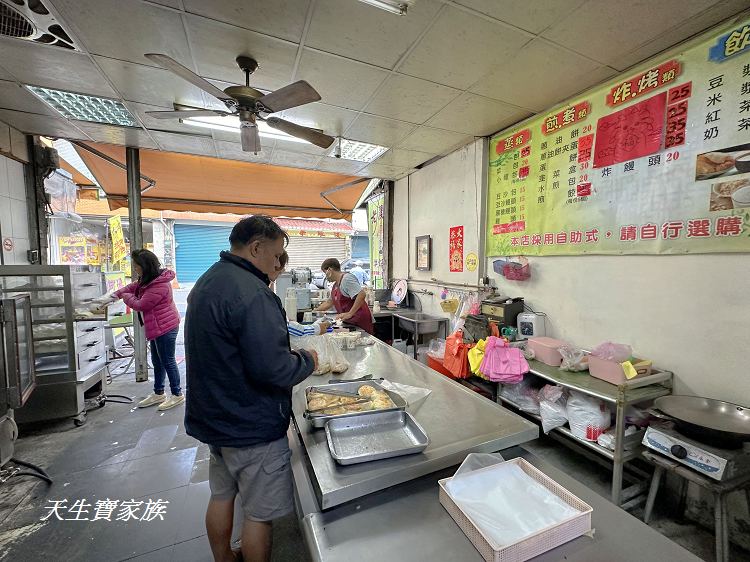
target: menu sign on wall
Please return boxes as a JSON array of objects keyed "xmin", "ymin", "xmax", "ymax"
[{"xmin": 486, "ymin": 19, "xmax": 750, "ymax": 256}]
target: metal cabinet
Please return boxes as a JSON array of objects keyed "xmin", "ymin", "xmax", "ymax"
[{"xmin": 0, "ymin": 265, "xmax": 108, "ymax": 425}]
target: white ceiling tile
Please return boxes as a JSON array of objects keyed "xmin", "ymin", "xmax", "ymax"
[
  {"xmin": 375, "ymin": 148, "xmax": 435, "ymax": 169},
  {"xmin": 123, "ymin": 101, "xmax": 210, "ymax": 135},
  {"xmin": 270, "ymin": 149, "xmax": 321, "ymax": 169},
  {"xmin": 0, "ymin": 80, "xmax": 58, "ymax": 116},
  {"xmin": 296, "ymin": 49, "xmax": 389, "ymax": 111},
  {"xmin": 345, "ymin": 114, "xmax": 417, "ymax": 146},
  {"xmin": 541, "ymin": 0, "xmax": 717, "ymax": 67},
  {"xmin": 95, "ymin": 57, "xmax": 209, "ymax": 108},
  {"xmin": 426, "ymin": 92, "xmax": 530, "ymax": 136},
  {"xmin": 397, "ymin": 126, "xmax": 472, "ymax": 154},
  {"xmin": 364, "ymin": 74, "xmax": 460, "ymax": 124},
  {"xmin": 316, "ymin": 156, "xmax": 368, "ymax": 175},
  {"xmin": 151, "ymin": 131, "xmax": 217, "ymax": 157},
  {"xmin": 0, "ymin": 38, "xmax": 116, "ymax": 97},
  {"xmin": 53, "ymin": 0, "xmax": 193, "ymax": 66},
  {"xmin": 452, "ymin": 0, "xmax": 588, "ymax": 34},
  {"xmin": 356, "ymin": 162, "xmax": 410, "ymax": 180},
  {"xmin": 306, "ymin": 0, "xmax": 443, "ymax": 69},
  {"xmin": 215, "ymin": 140, "xmax": 272, "ymax": 163},
  {"xmin": 0, "ymin": 109, "xmax": 89, "ymax": 140},
  {"xmin": 186, "ymin": 15, "xmax": 298, "ymax": 92},
  {"xmin": 71, "ymin": 123, "xmax": 158, "ymax": 149},
  {"xmin": 183, "ymin": 0, "xmax": 310, "ymax": 43},
  {"xmin": 279, "ymin": 103, "xmax": 359, "ymax": 138},
  {"xmin": 607, "ymin": 0, "xmax": 750, "ymax": 71},
  {"xmin": 398, "ymin": 6, "xmax": 532, "ymax": 90},
  {"xmin": 469, "ymin": 38, "xmax": 605, "ymax": 112}
]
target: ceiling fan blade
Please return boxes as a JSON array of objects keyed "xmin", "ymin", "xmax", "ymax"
[
  {"xmin": 241, "ymin": 123, "xmax": 262, "ymax": 154},
  {"xmin": 266, "ymin": 117, "xmax": 335, "ymax": 149},
  {"xmin": 145, "ymin": 109, "xmax": 230, "ymax": 119},
  {"xmin": 144, "ymin": 53, "xmax": 235, "ymax": 104},
  {"xmin": 257, "ymin": 81, "xmax": 321, "ymax": 113}
]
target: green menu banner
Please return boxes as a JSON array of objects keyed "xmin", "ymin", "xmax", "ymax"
[{"xmin": 486, "ymin": 19, "xmax": 750, "ymax": 256}]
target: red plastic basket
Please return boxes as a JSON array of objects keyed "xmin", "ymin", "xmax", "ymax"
[{"xmin": 503, "ymin": 258, "xmax": 531, "ymax": 281}]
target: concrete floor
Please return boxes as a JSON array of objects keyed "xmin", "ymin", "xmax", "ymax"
[{"xmin": 0, "ymin": 286, "xmax": 746, "ymax": 561}]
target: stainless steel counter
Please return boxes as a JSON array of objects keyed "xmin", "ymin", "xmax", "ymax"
[
  {"xmin": 290, "ymin": 438, "xmax": 702, "ymax": 562},
  {"xmin": 291, "ymin": 338, "xmax": 538, "ymax": 509}
]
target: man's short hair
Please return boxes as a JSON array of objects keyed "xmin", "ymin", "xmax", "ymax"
[
  {"xmin": 321, "ymin": 258, "xmax": 341, "ymax": 272},
  {"xmin": 229, "ymin": 215, "xmax": 288, "ymax": 249}
]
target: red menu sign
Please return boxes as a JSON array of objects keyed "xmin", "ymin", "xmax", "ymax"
[
  {"xmin": 606, "ymin": 60, "xmax": 681, "ymax": 106},
  {"xmin": 495, "ymin": 129, "xmax": 531, "ymax": 154},
  {"xmin": 449, "ymin": 226, "xmax": 464, "ymax": 272},
  {"xmin": 542, "ymin": 101, "xmax": 591, "ymax": 135}
]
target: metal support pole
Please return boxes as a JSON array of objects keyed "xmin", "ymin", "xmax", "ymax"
[{"xmin": 126, "ymin": 147, "xmax": 148, "ymax": 383}]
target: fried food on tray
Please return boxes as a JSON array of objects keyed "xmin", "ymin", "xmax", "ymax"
[{"xmin": 307, "ymin": 385, "xmax": 396, "ymax": 415}]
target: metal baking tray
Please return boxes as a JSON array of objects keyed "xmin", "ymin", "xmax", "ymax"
[
  {"xmin": 325, "ymin": 410, "xmax": 429, "ymax": 465},
  {"xmin": 304, "ymin": 380, "xmax": 406, "ymax": 428}
]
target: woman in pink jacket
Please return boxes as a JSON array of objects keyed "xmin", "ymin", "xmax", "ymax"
[{"xmin": 112, "ymin": 249, "xmax": 183, "ymax": 411}]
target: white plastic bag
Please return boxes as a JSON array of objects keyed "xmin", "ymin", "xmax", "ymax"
[
  {"xmin": 445, "ymin": 461, "xmax": 580, "ymax": 548},
  {"xmin": 453, "ymin": 452, "xmax": 505, "ymax": 478},
  {"xmin": 290, "ymin": 334, "xmax": 349, "ymax": 375},
  {"xmin": 558, "ymin": 345, "xmax": 589, "ymax": 372},
  {"xmin": 427, "ymin": 338, "xmax": 446, "ymax": 360},
  {"xmin": 379, "ymin": 380, "xmax": 431, "ymax": 412},
  {"xmin": 499, "ymin": 380, "xmax": 540, "ymax": 414},
  {"xmin": 539, "ymin": 385, "xmax": 568, "ymax": 434},
  {"xmin": 567, "ymin": 391, "xmax": 611, "ymax": 441}
]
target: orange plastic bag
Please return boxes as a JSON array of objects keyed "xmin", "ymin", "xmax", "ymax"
[{"xmin": 444, "ymin": 330, "xmax": 473, "ymax": 379}]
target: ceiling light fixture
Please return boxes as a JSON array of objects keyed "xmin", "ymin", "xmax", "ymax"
[
  {"xmin": 26, "ymin": 86, "xmax": 136, "ymax": 126},
  {"xmin": 332, "ymin": 138, "xmax": 389, "ymax": 163},
  {"xmin": 357, "ymin": 0, "xmax": 408, "ymax": 16},
  {"xmin": 181, "ymin": 114, "xmax": 310, "ymax": 145}
]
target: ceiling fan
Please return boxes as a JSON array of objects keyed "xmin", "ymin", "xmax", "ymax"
[{"xmin": 143, "ymin": 53, "xmax": 335, "ymax": 154}]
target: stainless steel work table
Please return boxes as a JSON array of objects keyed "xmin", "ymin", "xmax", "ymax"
[
  {"xmin": 289, "ymin": 440, "xmax": 702, "ymax": 562},
  {"xmin": 290, "ymin": 338, "xmax": 539, "ymax": 510}
]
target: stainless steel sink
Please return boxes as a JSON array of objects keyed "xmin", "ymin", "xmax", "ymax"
[{"xmin": 394, "ymin": 312, "xmax": 441, "ymax": 334}]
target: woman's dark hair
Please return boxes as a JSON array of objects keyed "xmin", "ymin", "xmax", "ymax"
[
  {"xmin": 131, "ymin": 249, "xmax": 162, "ymax": 286},
  {"xmin": 278, "ymin": 251, "xmax": 289, "ymax": 269},
  {"xmin": 229, "ymin": 215, "xmax": 289, "ymax": 249},
  {"xmin": 321, "ymin": 258, "xmax": 341, "ymax": 272}
]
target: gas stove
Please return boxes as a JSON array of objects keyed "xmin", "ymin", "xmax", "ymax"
[{"xmin": 643, "ymin": 424, "xmax": 750, "ymax": 481}]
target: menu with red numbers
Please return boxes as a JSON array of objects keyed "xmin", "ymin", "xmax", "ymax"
[{"xmin": 487, "ymin": 18, "xmax": 750, "ymax": 256}]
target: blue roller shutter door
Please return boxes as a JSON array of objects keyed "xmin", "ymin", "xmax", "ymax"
[{"xmin": 174, "ymin": 224, "xmax": 232, "ymax": 282}]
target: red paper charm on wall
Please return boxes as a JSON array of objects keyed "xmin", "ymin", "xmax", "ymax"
[{"xmin": 449, "ymin": 226, "xmax": 464, "ymax": 272}]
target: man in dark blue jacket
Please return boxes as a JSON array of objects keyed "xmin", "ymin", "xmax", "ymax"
[{"xmin": 185, "ymin": 215, "xmax": 317, "ymax": 562}]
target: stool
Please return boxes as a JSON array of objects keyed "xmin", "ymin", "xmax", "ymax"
[{"xmin": 642, "ymin": 450, "xmax": 750, "ymax": 562}]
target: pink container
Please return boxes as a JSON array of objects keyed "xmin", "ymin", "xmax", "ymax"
[
  {"xmin": 588, "ymin": 355, "xmax": 652, "ymax": 385},
  {"xmin": 527, "ymin": 337, "xmax": 565, "ymax": 366}
]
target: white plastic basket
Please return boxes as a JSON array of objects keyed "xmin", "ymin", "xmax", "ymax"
[{"xmin": 438, "ymin": 458, "xmax": 593, "ymax": 562}]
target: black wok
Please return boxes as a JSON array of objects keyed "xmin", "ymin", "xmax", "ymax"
[{"xmin": 652, "ymin": 395, "xmax": 750, "ymax": 449}]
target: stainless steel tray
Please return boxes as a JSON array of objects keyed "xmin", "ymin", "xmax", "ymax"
[
  {"xmin": 304, "ymin": 380, "xmax": 406, "ymax": 428},
  {"xmin": 325, "ymin": 410, "xmax": 429, "ymax": 465}
]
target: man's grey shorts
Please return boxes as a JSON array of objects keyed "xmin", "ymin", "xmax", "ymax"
[{"xmin": 208, "ymin": 436, "xmax": 294, "ymax": 522}]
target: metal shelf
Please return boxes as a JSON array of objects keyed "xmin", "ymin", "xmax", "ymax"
[
  {"xmin": 31, "ymin": 303, "xmax": 65, "ymax": 308},
  {"xmin": 1, "ymin": 286, "xmax": 63, "ymax": 293},
  {"xmin": 497, "ymin": 394, "xmax": 641, "ymax": 463},
  {"xmin": 33, "ymin": 335, "xmax": 68, "ymax": 342}
]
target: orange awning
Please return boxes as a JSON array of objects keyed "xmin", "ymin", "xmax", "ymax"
[
  {"xmin": 59, "ymin": 157, "xmax": 94, "ymax": 186},
  {"xmin": 74, "ymin": 143, "xmax": 370, "ymax": 219}
]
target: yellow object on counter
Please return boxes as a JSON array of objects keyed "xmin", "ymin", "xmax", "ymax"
[{"xmin": 621, "ymin": 359, "xmax": 653, "ymax": 379}]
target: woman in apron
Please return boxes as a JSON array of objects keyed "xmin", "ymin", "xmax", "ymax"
[{"xmin": 314, "ymin": 258, "xmax": 373, "ymax": 334}]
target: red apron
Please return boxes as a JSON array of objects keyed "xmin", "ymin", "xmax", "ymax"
[{"xmin": 332, "ymin": 278, "xmax": 374, "ymax": 334}]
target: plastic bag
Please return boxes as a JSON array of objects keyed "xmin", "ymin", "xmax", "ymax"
[
  {"xmin": 479, "ymin": 337, "xmax": 529, "ymax": 383},
  {"xmin": 591, "ymin": 342, "xmax": 632, "ymax": 362},
  {"xmin": 379, "ymin": 380, "xmax": 431, "ymax": 412},
  {"xmin": 567, "ymin": 391, "xmax": 611, "ymax": 441},
  {"xmin": 428, "ymin": 338, "xmax": 446, "ymax": 360},
  {"xmin": 445, "ymin": 461, "xmax": 580, "ymax": 548},
  {"xmin": 290, "ymin": 334, "xmax": 349, "ymax": 375},
  {"xmin": 539, "ymin": 385, "xmax": 568, "ymax": 434},
  {"xmin": 499, "ymin": 379, "xmax": 540, "ymax": 414},
  {"xmin": 453, "ymin": 452, "xmax": 505, "ymax": 478},
  {"xmin": 558, "ymin": 345, "xmax": 589, "ymax": 372},
  {"xmin": 597, "ymin": 426, "xmax": 638, "ymax": 450}
]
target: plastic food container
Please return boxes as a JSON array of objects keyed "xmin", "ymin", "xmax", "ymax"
[
  {"xmin": 527, "ymin": 337, "xmax": 565, "ymax": 366},
  {"xmin": 588, "ymin": 355, "xmax": 652, "ymax": 385}
]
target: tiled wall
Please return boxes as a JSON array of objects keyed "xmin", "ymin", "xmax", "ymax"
[{"xmin": 0, "ymin": 154, "xmax": 31, "ymax": 265}]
